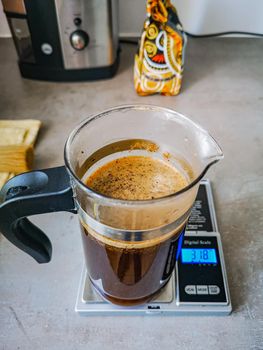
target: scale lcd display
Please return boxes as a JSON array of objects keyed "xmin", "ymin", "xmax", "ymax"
[{"xmin": 181, "ymin": 248, "xmax": 217, "ymax": 264}]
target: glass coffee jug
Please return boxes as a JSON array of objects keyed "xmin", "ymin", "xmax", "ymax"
[{"xmin": 0, "ymin": 105, "xmax": 223, "ymax": 306}]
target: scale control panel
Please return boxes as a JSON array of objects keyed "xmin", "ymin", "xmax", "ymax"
[{"xmin": 176, "ymin": 233, "xmax": 228, "ymax": 305}]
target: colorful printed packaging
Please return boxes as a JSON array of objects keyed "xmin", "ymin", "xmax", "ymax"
[{"xmin": 134, "ymin": 0, "xmax": 187, "ymax": 96}]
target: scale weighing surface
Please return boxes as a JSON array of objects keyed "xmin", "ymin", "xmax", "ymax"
[{"xmin": 75, "ymin": 180, "xmax": 232, "ymax": 316}]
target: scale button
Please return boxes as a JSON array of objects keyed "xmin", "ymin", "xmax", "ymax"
[
  {"xmin": 185, "ymin": 285, "xmax": 196, "ymax": 295},
  {"xmin": 197, "ymin": 285, "xmax": 208, "ymax": 294},
  {"xmin": 209, "ymin": 285, "xmax": 220, "ymax": 295}
]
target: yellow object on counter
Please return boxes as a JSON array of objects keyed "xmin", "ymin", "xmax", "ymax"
[
  {"xmin": 0, "ymin": 120, "xmax": 41, "ymax": 146},
  {"xmin": 134, "ymin": 0, "xmax": 187, "ymax": 96},
  {"xmin": 0, "ymin": 119, "xmax": 41, "ymax": 187},
  {"xmin": 0, "ymin": 145, "xmax": 34, "ymax": 173}
]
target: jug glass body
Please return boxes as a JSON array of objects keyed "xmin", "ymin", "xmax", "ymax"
[{"xmin": 64, "ymin": 105, "xmax": 223, "ymax": 305}]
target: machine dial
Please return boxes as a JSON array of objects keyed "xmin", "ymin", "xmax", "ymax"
[{"xmin": 70, "ymin": 30, "xmax": 89, "ymax": 51}]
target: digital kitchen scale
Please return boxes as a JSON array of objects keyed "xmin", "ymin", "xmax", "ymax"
[{"xmin": 75, "ymin": 180, "xmax": 232, "ymax": 316}]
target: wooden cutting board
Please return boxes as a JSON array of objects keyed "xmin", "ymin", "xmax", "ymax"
[{"xmin": 0, "ymin": 119, "xmax": 41, "ymax": 188}]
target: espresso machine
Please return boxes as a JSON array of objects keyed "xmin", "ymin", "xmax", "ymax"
[
  {"xmin": 2, "ymin": 0, "xmax": 119, "ymax": 81},
  {"xmin": 76, "ymin": 180, "xmax": 232, "ymax": 316}
]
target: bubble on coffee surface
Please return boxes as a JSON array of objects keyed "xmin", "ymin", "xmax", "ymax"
[{"xmin": 85, "ymin": 155, "xmax": 189, "ymax": 200}]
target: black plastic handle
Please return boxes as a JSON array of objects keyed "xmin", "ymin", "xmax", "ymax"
[{"xmin": 0, "ymin": 166, "xmax": 76, "ymax": 263}]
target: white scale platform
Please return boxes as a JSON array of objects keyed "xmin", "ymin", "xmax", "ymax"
[{"xmin": 75, "ymin": 180, "xmax": 232, "ymax": 316}]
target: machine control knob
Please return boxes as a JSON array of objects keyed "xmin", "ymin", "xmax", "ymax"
[{"xmin": 70, "ymin": 30, "xmax": 89, "ymax": 51}]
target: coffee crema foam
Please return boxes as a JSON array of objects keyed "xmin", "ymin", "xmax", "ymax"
[
  {"xmin": 85, "ymin": 155, "xmax": 188, "ymax": 200},
  {"xmin": 80, "ymin": 155, "xmax": 192, "ymax": 248}
]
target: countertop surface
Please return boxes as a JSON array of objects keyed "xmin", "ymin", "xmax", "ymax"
[{"xmin": 0, "ymin": 38, "xmax": 263, "ymax": 350}]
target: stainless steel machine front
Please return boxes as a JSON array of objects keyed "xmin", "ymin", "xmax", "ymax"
[{"xmin": 54, "ymin": 0, "xmax": 119, "ymax": 69}]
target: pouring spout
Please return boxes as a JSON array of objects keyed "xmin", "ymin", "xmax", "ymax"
[
  {"xmin": 202, "ymin": 134, "xmax": 224, "ymax": 165},
  {"xmin": 205, "ymin": 149, "xmax": 224, "ymax": 166},
  {"xmin": 183, "ymin": 121, "xmax": 224, "ymax": 182}
]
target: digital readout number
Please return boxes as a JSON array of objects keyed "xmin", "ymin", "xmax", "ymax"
[{"xmin": 181, "ymin": 248, "xmax": 217, "ymax": 264}]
